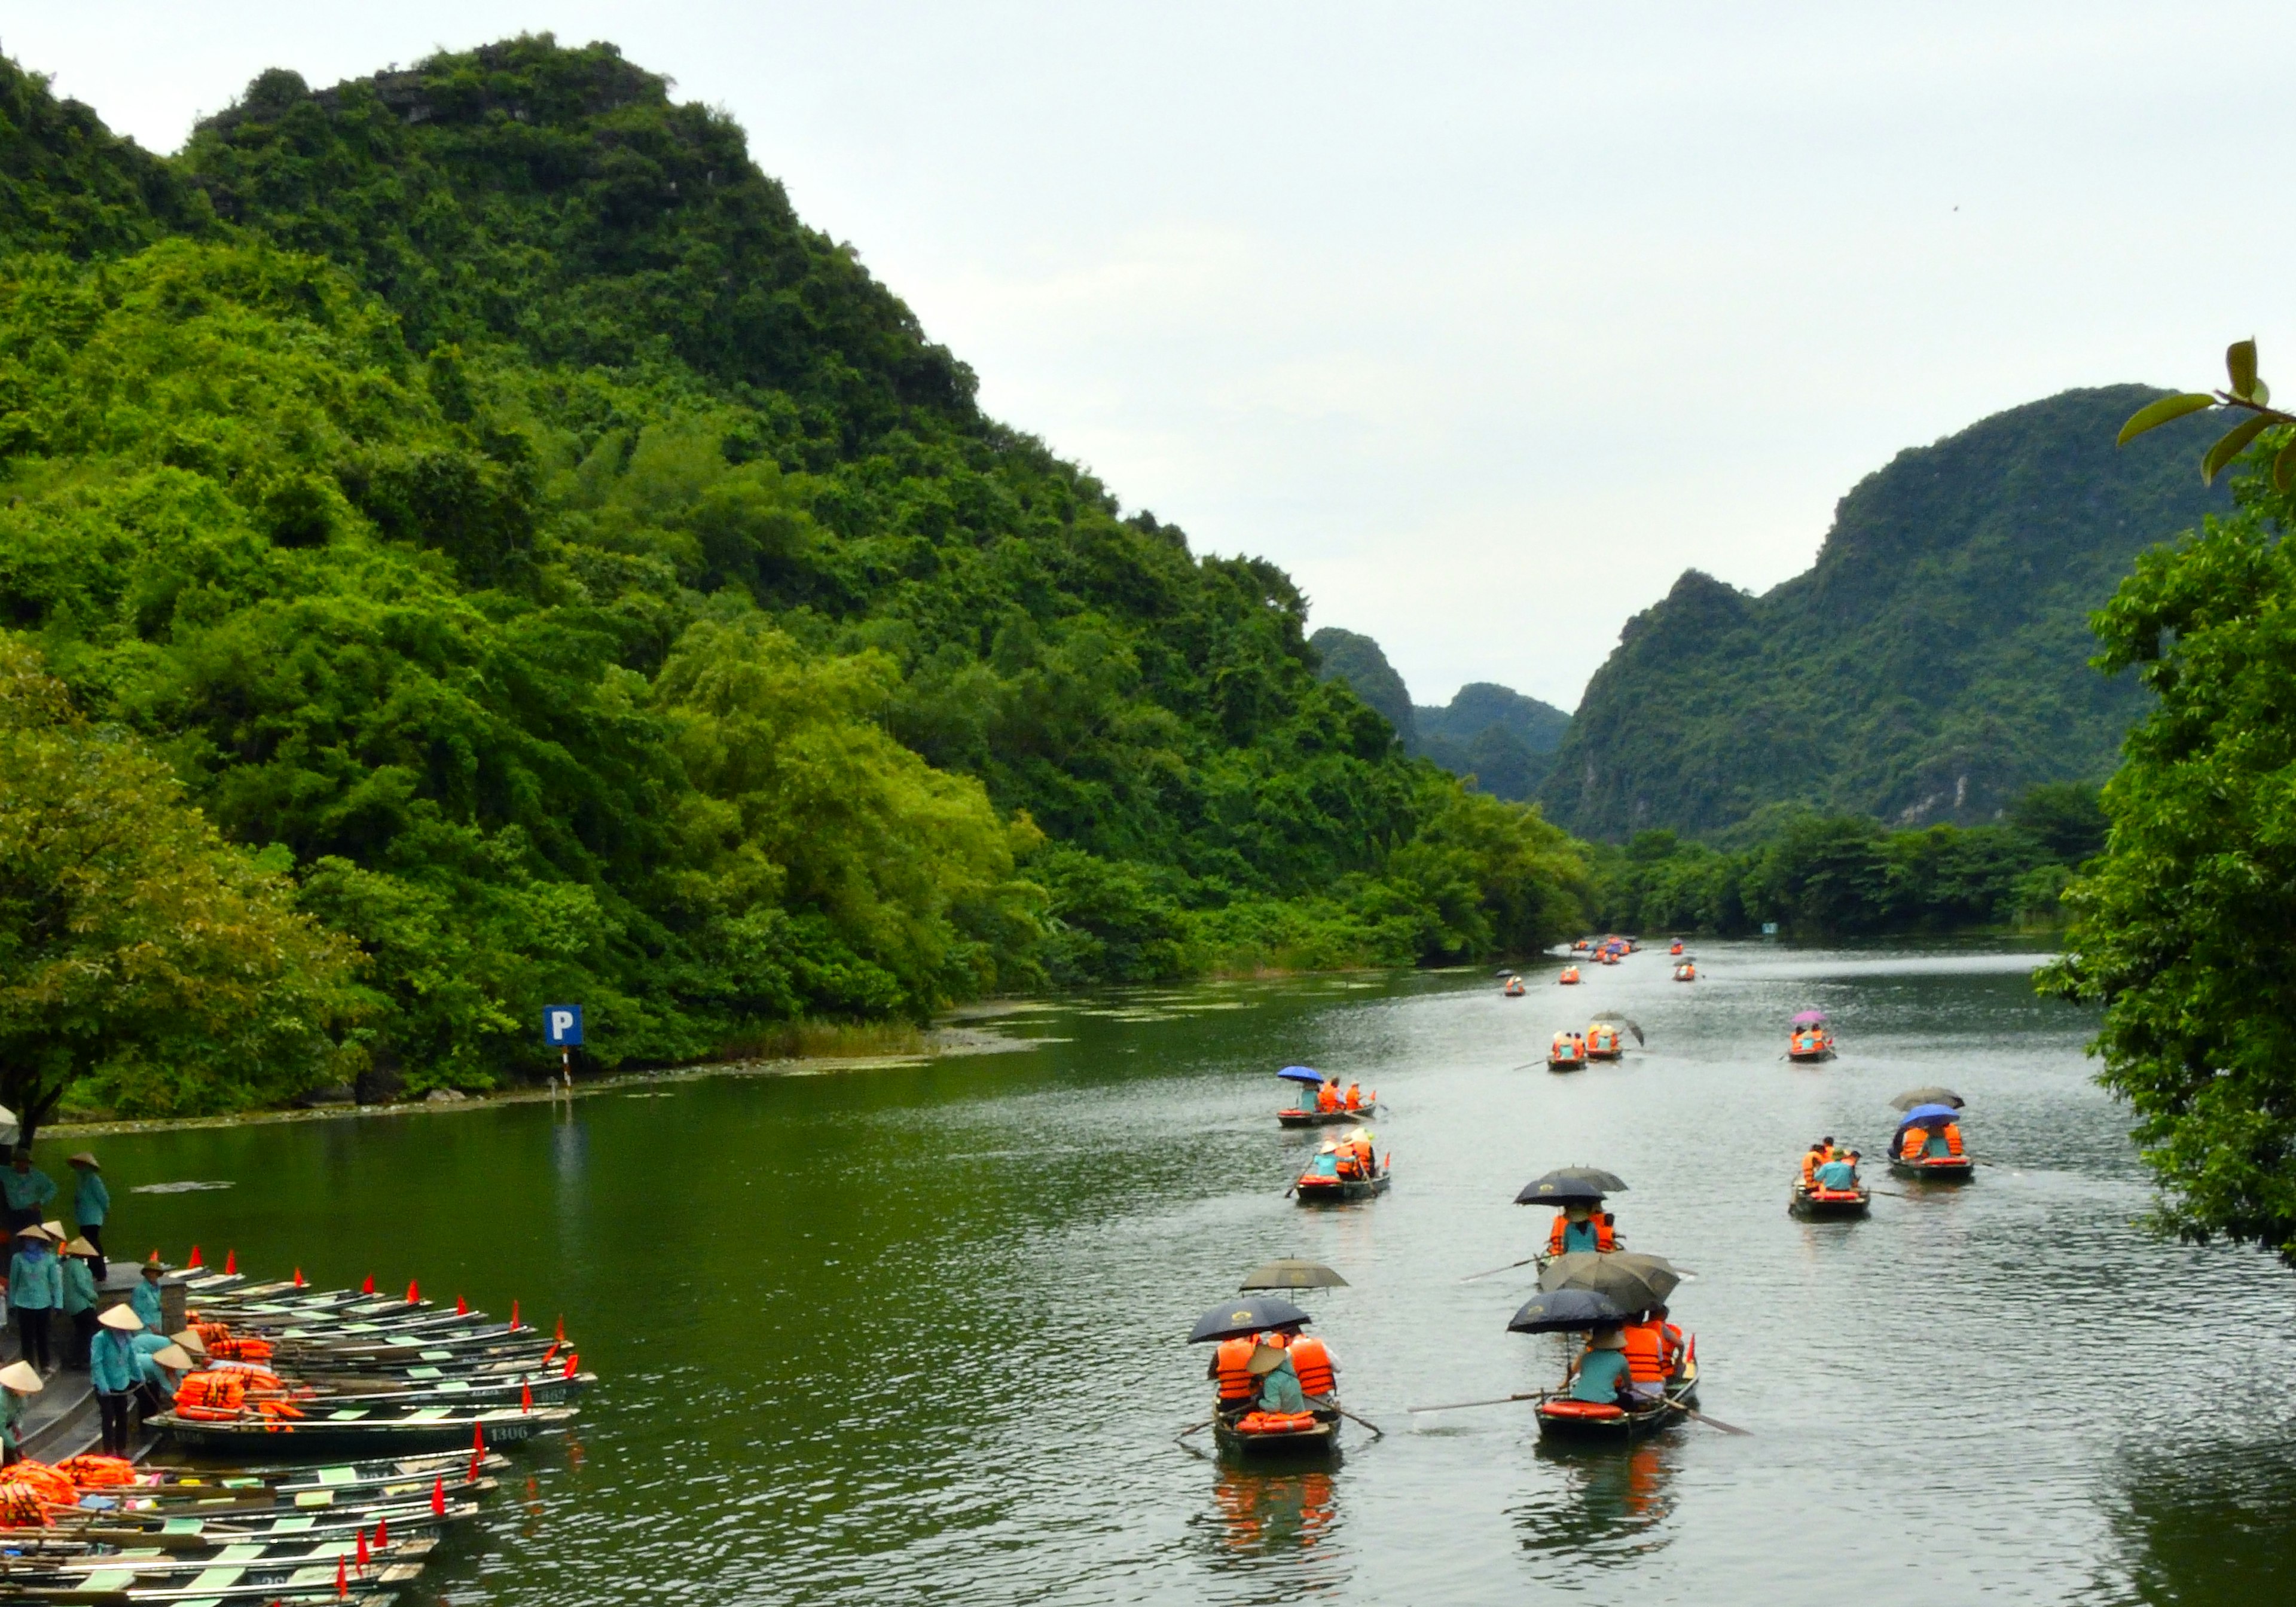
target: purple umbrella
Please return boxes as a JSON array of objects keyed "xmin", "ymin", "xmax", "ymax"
[{"xmin": 1791, "ymin": 1010, "xmax": 1828, "ymax": 1026}]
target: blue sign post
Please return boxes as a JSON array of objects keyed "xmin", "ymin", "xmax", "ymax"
[{"xmin": 545, "ymin": 1005, "xmax": 584, "ymax": 1092}]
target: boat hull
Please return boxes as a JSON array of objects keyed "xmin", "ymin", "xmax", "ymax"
[
  {"xmin": 1277, "ymin": 1108, "xmax": 1357, "ymax": 1128},
  {"xmin": 1293, "ymin": 1173, "xmax": 1391, "ymax": 1205},
  {"xmin": 1789, "ymin": 1183, "xmax": 1870, "ymax": 1219},
  {"xmin": 1786, "ymin": 1048, "xmax": 1834, "ymax": 1063},
  {"xmin": 1891, "ymin": 1157, "xmax": 1974, "ymax": 1183},
  {"xmin": 1547, "ymin": 1057, "xmax": 1586, "ymax": 1072},
  {"xmin": 1534, "ymin": 1374, "xmax": 1700, "ymax": 1444},
  {"xmin": 152, "ymin": 1405, "xmax": 573, "ymax": 1456},
  {"xmin": 1213, "ymin": 1419, "xmax": 1338, "ymax": 1461}
]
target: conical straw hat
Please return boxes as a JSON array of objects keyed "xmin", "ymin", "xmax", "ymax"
[{"xmin": 98, "ymin": 1306, "xmax": 145, "ymax": 1331}]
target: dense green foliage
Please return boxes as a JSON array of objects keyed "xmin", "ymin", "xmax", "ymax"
[
  {"xmin": 1308, "ymin": 626, "xmax": 1569, "ymax": 802},
  {"xmin": 2043, "ymin": 430, "xmax": 2296, "ymax": 1259},
  {"xmin": 0, "ymin": 638, "xmax": 360, "ymax": 1128},
  {"xmin": 1543, "ymin": 387, "xmax": 2228, "ymax": 840},
  {"xmin": 1587, "ymin": 783, "xmax": 2102, "ymax": 938},
  {"xmin": 0, "ymin": 40, "xmax": 1591, "ymax": 1108}
]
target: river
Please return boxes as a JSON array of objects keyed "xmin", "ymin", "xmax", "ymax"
[{"xmin": 51, "ymin": 938, "xmax": 2296, "ymax": 1605}]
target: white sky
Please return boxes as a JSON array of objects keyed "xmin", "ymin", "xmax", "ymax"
[{"xmin": 4, "ymin": 2, "xmax": 2291, "ymax": 711}]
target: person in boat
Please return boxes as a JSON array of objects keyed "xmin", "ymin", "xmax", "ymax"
[
  {"xmin": 1342, "ymin": 1081, "xmax": 1371, "ymax": 1112},
  {"xmin": 130, "ymin": 1336, "xmax": 194, "ymax": 1417},
  {"xmin": 1316, "ymin": 1077, "xmax": 1342, "ymax": 1113},
  {"xmin": 1799, "ymin": 1140, "xmax": 1829, "ymax": 1187},
  {"xmin": 130, "ymin": 1254, "xmax": 167, "ymax": 1331},
  {"xmin": 90, "ymin": 1306, "xmax": 144, "ymax": 1456},
  {"xmin": 1547, "ymin": 1202, "xmax": 1620, "ymax": 1255},
  {"xmin": 0, "ymin": 1152, "xmax": 53, "ymax": 1236},
  {"xmin": 1564, "ymin": 1326, "xmax": 1632, "ymax": 1404},
  {"xmin": 0, "ymin": 1360, "xmax": 40, "ymax": 1467},
  {"xmin": 1248, "ymin": 1342, "xmax": 1308, "ymax": 1414},
  {"xmin": 1620, "ymin": 1307, "xmax": 1686, "ymax": 1404},
  {"xmin": 66, "ymin": 1153, "xmax": 108, "ymax": 1279},
  {"xmin": 59, "ymin": 1236, "xmax": 100, "ymax": 1370},
  {"xmin": 1922, "ymin": 1121, "xmax": 1967, "ymax": 1160},
  {"xmin": 1814, "ymin": 1149, "xmax": 1860, "ymax": 1191},
  {"xmin": 4, "ymin": 1224, "xmax": 61, "ymax": 1374}
]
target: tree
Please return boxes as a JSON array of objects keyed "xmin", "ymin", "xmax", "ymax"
[
  {"xmin": 2045, "ymin": 350, "xmax": 2296, "ymax": 1257},
  {"xmin": 0, "ymin": 637, "xmax": 362, "ymax": 1131}
]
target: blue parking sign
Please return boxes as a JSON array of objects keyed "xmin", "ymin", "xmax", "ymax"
[{"xmin": 544, "ymin": 1004, "xmax": 584, "ymax": 1047}]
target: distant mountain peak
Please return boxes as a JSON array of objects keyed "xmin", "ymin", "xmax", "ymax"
[{"xmin": 1308, "ymin": 627, "xmax": 1568, "ymax": 801}]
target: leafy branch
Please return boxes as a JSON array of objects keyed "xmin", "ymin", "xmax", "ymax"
[{"xmin": 2118, "ymin": 339, "xmax": 2296, "ymax": 488}]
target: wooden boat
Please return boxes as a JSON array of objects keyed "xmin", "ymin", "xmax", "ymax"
[
  {"xmin": 1547, "ymin": 1052, "xmax": 1585, "ymax": 1071},
  {"xmin": 1504, "ymin": 980, "xmax": 1526, "ymax": 997},
  {"xmin": 1584, "ymin": 1026, "xmax": 1623, "ymax": 1062},
  {"xmin": 32, "ymin": 1495, "xmax": 488, "ymax": 1550},
  {"xmin": 0, "ymin": 1561, "xmax": 424, "ymax": 1602},
  {"xmin": 1557, "ymin": 967, "xmax": 1581, "ymax": 985},
  {"xmin": 1789, "ymin": 1181, "xmax": 1871, "ymax": 1219},
  {"xmin": 1786, "ymin": 1035, "xmax": 1835, "ymax": 1063},
  {"xmin": 1293, "ymin": 1169, "xmax": 1391, "ymax": 1205},
  {"xmin": 127, "ymin": 1449, "xmax": 508, "ymax": 1492},
  {"xmin": 1212, "ymin": 1415, "xmax": 1339, "ymax": 1461},
  {"xmin": 1276, "ymin": 1107, "xmax": 1357, "ymax": 1129},
  {"xmin": 1890, "ymin": 1154, "xmax": 1975, "ymax": 1183},
  {"xmin": 0, "ymin": 1533, "xmax": 440, "ymax": 1577},
  {"xmin": 1668, "ymin": 941, "xmax": 1684, "ymax": 956},
  {"xmin": 1534, "ymin": 1362, "xmax": 1699, "ymax": 1444},
  {"xmin": 151, "ymin": 1401, "xmax": 573, "ymax": 1456},
  {"xmin": 1671, "ymin": 964, "xmax": 1696, "ymax": 982}
]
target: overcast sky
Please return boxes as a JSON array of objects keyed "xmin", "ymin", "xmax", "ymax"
[{"xmin": 4, "ymin": 2, "xmax": 2290, "ymax": 711}]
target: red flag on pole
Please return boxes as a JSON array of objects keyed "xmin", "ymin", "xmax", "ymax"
[
  {"xmin": 555, "ymin": 1314, "xmax": 566, "ymax": 1343},
  {"xmin": 224, "ymin": 1249, "xmax": 236, "ymax": 1275},
  {"xmin": 542, "ymin": 1340, "xmax": 560, "ymax": 1365},
  {"xmin": 335, "ymin": 1556, "xmax": 347, "ymax": 1599},
  {"xmin": 361, "ymin": 1274, "xmax": 375, "ymax": 1295},
  {"xmin": 456, "ymin": 1295, "xmax": 468, "ymax": 1316},
  {"xmin": 521, "ymin": 1381, "xmax": 532, "ymax": 1413},
  {"xmin": 468, "ymin": 1419, "xmax": 485, "ymax": 1481},
  {"xmin": 294, "ymin": 1267, "xmax": 305, "ymax": 1287},
  {"xmin": 356, "ymin": 1529, "xmax": 370, "ymax": 1571},
  {"xmin": 509, "ymin": 1299, "xmax": 520, "ymax": 1333},
  {"xmin": 405, "ymin": 1279, "xmax": 419, "ymax": 1304},
  {"xmin": 374, "ymin": 1515, "xmax": 389, "ymax": 1548},
  {"xmin": 430, "ymin": 1477, "xmax": 445, "ymax": 1517},
  {"xmin": 188, "ymin": 1245, "xmax": 203, "ymax": 1269},
  {"xmin": 563, "ymin": 1351, "xmax": 578, "ymax": 1379}
]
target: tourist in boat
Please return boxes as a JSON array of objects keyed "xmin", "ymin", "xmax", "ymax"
[
  {"xmin": 59, "ymin": 1236, "xmax": 100, "ymax": 1369},
  {"xmin": 1799, "ymin": 1140, "xmax": 1828, "ymax": 1187},
  {"xmin": 1342, "ymin": 1081, "xmax": 1371, "ymax": 1112},
  {"xmin": 66, "ymin": 1153, "xmax": 107, "ymax": 1278},
  {"xmin": 1547, "ymin": 1202, "xmax": 1620, "ymax": 1255},
  {"xmin": 1563, "ymin": 1327, "xmax": 1632, "ymax": 1404},
  {"xmin": 4, "ymin": 1224, "xmax": 61, "ymax": 1373},
  {"xmin": 0, "ymin": 1152, "xmax": 54, "ymax": 1235},
  {"xmin": 1815, "ymin": 1149, "xmax": 1860, "ymax": 1190},
  {"xmin": 1558, "ymin": 965, "xmax": 1581, "ymax": 985},
  {"xmin": 90, "ymin": 1306, "xmax": 143, "ymax": 1455},
  {"xmin": 0, "ymin": 1360, "xmax": 40, "ymax": 1467},
  {"xmin": 130, "ymin": 1254, "xmax": 166, "ymax": 1331},
  {"xmin": 1620, "ymin": 1308, "xmax": 1685, "ymax": 1404},
  {"xmin": 1316, "ymin": 1077, "xmax": 1342, "ymax": 1113}
]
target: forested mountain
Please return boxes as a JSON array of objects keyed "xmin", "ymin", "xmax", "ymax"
[
  {"xmin": 0, "ymin": 41, "xmax": 1588, "ymax": 1109},
  {"xmin": 1308, "ymin": 627, "xmax": 1568, "ymax": 801},
  {"xmin": 1540, "ymin": 387, "xmax": 2227, "ymax": 840}
]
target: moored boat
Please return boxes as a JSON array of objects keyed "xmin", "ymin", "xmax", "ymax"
[{"xmin": 151, "ymin": 1401, "xmax": 574, "ymax": 1456}]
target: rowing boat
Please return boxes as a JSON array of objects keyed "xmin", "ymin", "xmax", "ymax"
[
  {"xmin": 1889, "ymin": 1155, "xmax": 1974, "ymax": 1182},
  {"xmin": 1276, "ymin": 1108, "xmax": 1359, "ymax": 1129},
  {"xmin": 1533, "ymin": 1362, "xmax": 1700, "ymax": 1444},
  {"xmin": 1788, "ymin": 1181, "xmax": 1870, "ymax": 1219},
  {"xmin": 151, "ymin": 1402, "xmax": 574, "ymax": 1456},
  {"xmin": 1293, "ymin": 1171, "xmax": 1391, "ymax": 1205},
  {"xmin": 1211, "ymin": 1416, "xmax": 1339, "ymax": 1461}
]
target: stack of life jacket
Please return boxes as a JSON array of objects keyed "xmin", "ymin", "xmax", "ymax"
[
  {"xmin": 53, "ymin": 1455, "xmax": 137, "ymax": 1489},
  {"xmin": 0, "ymin": 1461, "xmax": 80, "ymax": 1511},
  {"xmin": 1234, "ymin": 1411, "xmax": 1318, "ymax": 1435},
  {"xmin": 172, "ymin": 1371, "xmax": 248, "ymax": 1420},
  {"xmin": 1547, "ymin": 1213, "xmax": 1619, "ymax": 1255}
]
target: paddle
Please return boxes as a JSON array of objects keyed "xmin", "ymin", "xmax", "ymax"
[
  {"xmin": 1459, "ymin": 1254, "xmax": 1547, "ymax": 1282},
  {"xmin": 1335, "ymin": 1406, "xmax": 1385, "ymax": 1438},
  {"xmin": 1407, "ymin": 1389, "xmax": 1546, "ymax": 1414},
  {"xmin": 1663, "ymin": 1399, "xmax": 1751, "ymax": 1435},
  {"xmin": 1176, "ymin": 1416, "xmax": 1214, "ymax": 1439}
]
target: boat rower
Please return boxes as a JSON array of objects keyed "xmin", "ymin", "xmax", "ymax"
[
  {"xmin": 1547, "ymin": 1202, "xmax": 1620, "ymax": 1255},
  {"xmin": 1564, "ymin": 1327, "xmax": 1632, "ymax": 1404},
  {"xmin": 0, "ymin": 1360, "xmax": 40, "ymax": 1467},
  {"xmin": 1246, "ymin": 1342, "xmax": 1307, "ymax": 1414},
  {"xmin": 1342, "ymin": 1081, "xmax": 1372, "ymax": 1112},
  {"xmin": 1815, "ymin": 1150, "xmax": 1860, "ymax": 1190}
]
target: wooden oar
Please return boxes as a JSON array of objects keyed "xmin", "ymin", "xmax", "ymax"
[
  {"xmin": 1459, "ymin": 1254, "xmax": 1546, "ymax": 1282},
  {"xmin": 1176, "ymin": 1416, "xmax": 1214, "ymax": 1439},
  {"xmin": 1407, "ymin": 1389, "xmax": 1546, "ymax": 1414},
  {"xmin": 1335, "ymin": 1406, "xmax": 1385, "ymax": 1438},
  {"xmin": 1663, "ymin": 1399, "xmax": 1751, "ymax": 1435}
]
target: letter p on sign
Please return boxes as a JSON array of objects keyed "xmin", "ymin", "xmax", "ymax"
[{"xmin": 545, "ymin": 1005, "xmax": 584, "ymax": 1047}]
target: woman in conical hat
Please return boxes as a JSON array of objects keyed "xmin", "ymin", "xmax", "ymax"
[
  {"xmin": 90, "ymin": 1304, "xmax": 143, "ymax": 1456},
  {"xmin": 60, "ymin": 1237, "xmax": 101, "ymax": 1370},
  {"xmin": 0, "ymin": 1359, "xmax": 39, "ymax": 1465}
]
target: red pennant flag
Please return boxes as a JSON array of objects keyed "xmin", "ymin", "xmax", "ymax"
[
  {"xmin": 293, "ymin": 1267, "xmax": 305, "ymax": 1287},
  {"xmin": 562, "ymin": 1351, "xmax": 578, "ymax": 1379},
  {"xmin": 361, "ymin": 1274, "xmax": 375, "ymax": 1295},
  {"xmin": 405, "ymin": 1279, "xmax": 419, "ymax": 1304},
  {"xmin": 335, "ymin": 1556, "xmax": 348, "ymax": 1599},
  {"xmin": 509, "ymin": 1299, "xmax": 519, "ymax": 1333},
  {"xmin": 456, "ymin": 1295, "xmax": 468, "ymax": 1316},
  {"xmin": 223, "ymin": 1249, "xmax": 236, "ymax": 1275},
  {"xmin": 468, "ymin": 1419, "xmax": 486, "ymax": 1480},
  {"xmin": 430, "ymin": 1477, "xmax": 445, "ymax": 1517},
  {"xmin": 521, "ymin": 1382, "xmax": 533, "ymax": 1413},
  {"xmin": 555, "ymin": 1315, "xmax": 565, "ymax": 1343},
  {"xmin": 542, "ymin": 1340, "xmax": 560, "ymax": 1365},
  {"xmin": 188, "ymin": 1245, "xmax": 203, "ymax": 1269},
  {"xmin": 374, "ymin": 1515, "xmax": 388, "ymax": 1549},
  {"xmin": 356, "ymin": 1529, "xmax": 370, "ymax": 1570}
]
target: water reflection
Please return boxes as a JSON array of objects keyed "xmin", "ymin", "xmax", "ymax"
[
  {"xmin": 1514, "ymin": 1439, "xmax": 1679, "ymax": 1565},
  {"xmin": 1195, "ymin": 1464, "xmax": 1349, "ymax": 1596},
  {"xmin": 2099, "ymin": 1435, "xmax": 2296, "ymax": 1605}
]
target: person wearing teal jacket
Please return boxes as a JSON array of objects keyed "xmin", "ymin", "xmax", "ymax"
[
  {"xmin": 67, "ymin": 1155, "xmax": 108, "ymax": 1279},
  {"xmin": 130, "ymin": 1258, "xmax": 166, "ymax": 1333},
  {"xmin": 89, "ymin": 1307, "xmax": 143, "ymax": 1455},
  {"xmin": 60, "ymin": 1239, "xmax": 100, "ymax": 1369},
  {"xmin": 5, "ymin": 1226, "xmax": 62, "ymax": 1372},
  {"xmin": 0, "ymin": 1361, "xmax": 41, "ymax": 1466},
  {"xmin": 1, "ymin": 1154, "xmax": 54, "ymax": 1235}
]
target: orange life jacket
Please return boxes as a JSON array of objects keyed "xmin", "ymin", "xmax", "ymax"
[
  {"xmin": 1622, "ymin": 1322, "xmax": 1668, "ymax": 1383},
  {"xmin": 1343, "ymin": 1085, "xmax": 1363, "ymax": 1110},
  {"xmin": 1547, "ymin": 1214, "xmax": 1618, "ymax": 1254},
  {"xmin": 1317, "ymin": 1084, "xmax": 1339, "ymax": 1112},
  {"xmin": 1943, "ymin": 1123, "xmax": 1965, "ymax": 1156},
  {"xmin": 1901, "ymin": 1129, "xmax": 1926, "ymax": 1161},
  {"xmin": 1288, "ymin": 1336, "xmax": 1337, "ymax": 1397},
  {"xmin": 1800, "ymin": 1150, "xmax": 1821, "ymax": 1184},
  {"xmin": 1235, "ymin": 1410, "xmax": 1318, "ymax": 1434},
  {"xmin": 172, "ymin": 1372, "xmax": 248, "ymax": 1420},
  {"xmin": 1214, "ymin": 1337, "xmax": 1257, "ymax": 1403},
  {"xmin": 1658, "ymin": 1322, "xmax": 1686, "ymax": 1374}
]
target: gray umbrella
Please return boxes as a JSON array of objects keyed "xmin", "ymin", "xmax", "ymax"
[
  {"xmin": 1520, "ymin": 1165, "xmax": 1628, "ymax": 1199},
  {"xmin": 1891, "ymin": 1086, "xmax": 1965, "ymax": 1111},
  {"xmin": 1507, "ymin": 1287, "xmax": 1631, "ymax": 1333},
  {"xmin": 1187, "ymin": 1294, "xmax": 1311, "ymax": 1343},
  {"xmin": 1538, "ymin": 1251, "xmax": 1684, "ymax": 1312},
  {"xmin": 1587, "ymin": 1012, "xmax": 1646, "ymax": 1046},
  {"xmin": 1239, "ymin": 1259, "xmax": 1349, "ymax": 1291}
]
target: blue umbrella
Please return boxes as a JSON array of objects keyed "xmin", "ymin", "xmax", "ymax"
[
  {"xmin": 1277, "ymin": 1066, "xmax": 1325, "ymax": 1086},
  {"xmin": 1899, "ymin": 1102, "xmax": 1961, "ymax": 1127}
]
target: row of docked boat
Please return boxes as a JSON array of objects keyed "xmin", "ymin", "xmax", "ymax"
[{"xmin": 0, "ymin": 1262, "xmax": 588, "ymax": 1603}]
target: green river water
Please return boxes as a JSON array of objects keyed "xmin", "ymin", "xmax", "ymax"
[{"xmin": 38, "ymin": 939, "xmax": 2296, "ymax": 1605}]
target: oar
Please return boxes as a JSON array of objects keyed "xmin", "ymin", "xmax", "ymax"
[
  {"xmin": 1663, "ymin": 1399, "xmax": 1751, "ymax": 1435},
  {"xmin": 1407, "ymin": 1390, "xmax": 1546, "ymax": 1414},
  {"xmin": 1459, "ymin": 1254, "xmax": 1545, "ymax": 1282},
  {"xmin": 1176, "ymin": 1416, "xmax": 1214, "ymax": 1439},
  {"xmin": 1335, "ymin": 1406, "xmax": 1385, "ymax": 1438}
]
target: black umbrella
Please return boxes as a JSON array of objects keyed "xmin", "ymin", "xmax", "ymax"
[
  {"xmin": 1891, "ymin": 1086, "xmax": 1965, "ymax": 1111},
  {"xmin": 1239, "ymin": 1259, "xmax": 1349, "ymax": 1291},
  {"xmin": 1538, "ymin": 1251, "xmax": 1684, "ymax": 1311},
  {"xmin": 1516, "ymin": 1165, "xmax": 1629, "ymax": 1205},
  {"xmin": 1587, "ymin": 1012, "xmax": 1646, "ymax": 1046},
  {"xmin": 1507, "ymin": 1287, "xmax": 1631, "ymax": 1333},
  {"xmin": 1187, "ymin": 1294, "xmax": 1311, "ymax": 1343}
]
